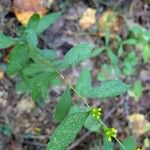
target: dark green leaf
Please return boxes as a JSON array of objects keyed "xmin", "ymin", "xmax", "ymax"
[
  {"xmin": 75, "ymin": 68, "xmax": 92, "ymax": 96},
  {"xmin": 54, "ymin": 88, "xmax": 72, "ymax": 122},
  {"xmin": 62, "ymin": 42, "xmax": 94, "ymax": 68},
  {"xmin": 36, "ymin": 12, "xmax": 61, "ymax": 34},
  {"xmin": 47, "ymin": 112, "xmax": 89, "ymax": 150},
  {"xmin": 23, "ymin": 63, "xmax": 50, "ymax": 77},
  {"xmin": 0, "ymin": 33, "xmax": 16, "ymax": 49},
  {"xmin": 31, "ymin": 72, "xmax": 56, "ymax": 100},
  {"xmin": 7, "ymin": 44, "xmax": 29, "ymax": 75},
  {"xmin": 27, "ymin": 14, "xmax": 40, "ymax": 29},
  {"xmin": 87, "ymin": 80, "xmax": 129, "ymax": 99}
]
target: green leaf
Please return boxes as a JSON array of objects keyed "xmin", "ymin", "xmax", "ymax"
[
  {"xmin": 103, "ymin": 136, "xmax": 114, "ymax": 150},
  {"xmin": 87, "ymin": 80, "xmax": 129, "ymax": 99},
  {"xmin": 39, "ymin": 49, "xmax": 57, "ymax": 60},
  {"xmin": 84, "ymin": 114, "xmax": 101, "ymax": 132},
  {"xmin": 91, "ymin": 47, "xmax": 105, "ymax": 57},
  {"xmin": 120, "ymin": 136, "xmax": 136, "ymax": 150},
  {"xmin": 36, "ymin": 12, "xmax": 61, "ymax": 34},
  {"xmin": 122, "ymin": 39, "xmax": 137, "ymax": 45},
  {"xmin": 0, "ymin": 33, "xmax": 16, "ymax": 49},
  {"xmin": 75, "ymin": 68, "xmax": 92, "ymax": 96},
  {"xmin": 24, "ymin": 28, "xmax": 38, "ymax": 47},
  {"xmin": 54, "ymin": 88, "xmax": 72, "ymax": 122},
  {"xmin": 47, "ymin": 112, "xmax": 89, "ymax": 150},
  {"xmin": 27, "ymin": 14, "xmax": 40, "ymax": 29},
  {"xmin": 61, "ymin": 42, "xmax": 94, "ymax": 68},
  {"xmin": 142, "ymin": 44, "xmax": 150, "ymax": 63},
  {"xmin": 31, "ymin": 72, "xmax": 56, "ymax": 100},
  {"xmin": 105, "ymin": 31, "xmax": 110, "ymax": 46},
  {"xmin": 16, "ymin": 80, "xmax": 30, "ymax": 93},
  {"xmin": 23, "ymin": 63, "xmax": 50, "ymax": 77},
  {"xmin": 7, "ymin": 44, "xmax": 29, "ymax": 75},
  {"xmin": 123, "ymin": 51, "xmax": 137, "ymax": 76},
  {"xmin": 129, "ymin": 80, "xmax": 143, "ymax": 101},
  {"xmin": 108, "ymin": 49, "xmax": 118, "ymax": 65}
]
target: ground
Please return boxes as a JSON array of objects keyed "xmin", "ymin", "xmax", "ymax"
[{"xmin": 0, "ymin": 0, "xmax": 150, "ymax": 150}]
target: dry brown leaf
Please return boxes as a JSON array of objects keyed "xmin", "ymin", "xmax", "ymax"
[
  {"xmin": 98, "ymin": 9, "xmax": 125, "ymax": 38},
  {"xmin": 128, "ymin": 113, "xmax": 150, "ymax": 137},
  {"xmin": 79, "ymin": 8, "xmax": 96, "ymax": 30},
  {"xmin": 0, "ymin": 69, "xmax": 4, "ymax": 80},
  {"xmin": 13, "ymin": 0, "xmax": 48, "ymax": 25}
]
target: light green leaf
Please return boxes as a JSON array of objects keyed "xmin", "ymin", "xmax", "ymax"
[
  {"xmin": 47, "ymin": 112, "xmax": 90, "ymax": 150},
  {"xmin": 87, "ymin": 80, "xmax": 129, "ymax": 99},
  {"xmin": 39, "ymin": 49, "xmax": 57, "ymax": 60},
  {"xmin": 91, "ymin": 47, "xmax": 105, "ymax": 57},
  {"xmin": 62, "ymin": 42, "xmax": 94, "ymax": 68},
  {"xmin": 36, "ymin": 12, "xmax": 61, "ymax": 34},
  {"xmin": 103, "ymin": 136, "xmax": 114, "ymax": 150},
  {"xmin": 142, "ymin": 44, "xmax": 150, "ymax": 63},
  {"xmin": 0, "ymin": 33, "xmax": 16, "ymax": 49},
  {"xmin": 84, "ymin": 114, "xmax": 101, "ymax": 132},
  {"xmin": 54, "ymin": 88, "xmax": 72, "ymax": 122},
  {"xmin": 122, "ymin": 39, "xmax": 137, "ymax": 45},
  {"xmin": 108, "ymin": 49, "xmax": 118, "ymax": 65},
  {"xmin": 75, "ymin": 68, "xmax": 92, "ymax": 96},
  {"xmin": 120, "ymin": 136, "xmax": 136, "ymax": 150},
  {"xmin": 128, "ymin": 80, "xmax": 143, "ymax": 101},
  {"xmin": 7, "ymin": 44, "xmax": 29, "ymax": 75}
]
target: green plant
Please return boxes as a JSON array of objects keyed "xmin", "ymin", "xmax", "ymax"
[{"xmin": 0, "ymin": 12, "xmax": 131, "ymax": 150}]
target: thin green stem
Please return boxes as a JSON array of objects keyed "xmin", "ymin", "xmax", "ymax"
[{"xmin": 29, "ymin": 46, "xmax": 127, "ymax": 150}]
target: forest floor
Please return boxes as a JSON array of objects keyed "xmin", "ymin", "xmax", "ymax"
[{"xmin": 0, "ymin": 0, "xmax": 150, "ymax": 150}]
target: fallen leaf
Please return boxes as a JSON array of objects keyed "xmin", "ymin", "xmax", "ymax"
[
  {"xmin": 0, "ymin": 69, "xmax": 4, "ymax": 80},
  {"xmin": 13, "ymin": 0, "xmax": 48, "ymax": 25},
  {"xmin": 128, "ymin": 113, "xmax": 150, "ymax": 137},
  {"xmin": 98, "ymin": 9, "xmax": 125, "ymax": 38},
  {"xmin": 79, "ymin": 8, "xmax": 96, "ymax": 30}
]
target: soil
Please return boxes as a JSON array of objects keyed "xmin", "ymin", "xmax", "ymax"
[{"xmin": 0, "ymin": 0, "xmax": 150, "ymax": 150}]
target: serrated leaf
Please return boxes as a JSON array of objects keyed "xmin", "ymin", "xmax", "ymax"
[
  {"xmin": 61, "ymin": 42, "xmax": 94, "ymax": 68},
  {"xmin": 31, "ymin": 72, "xmax": 56, "ymax": 100},
  {"xmin": 36, "ymin": 12, "xmax": 61, "ymax": 34},
  {"xmin": 103, "ymin": 136, "xmax": 114, "ymax": 150},
  {"xmin": 120, "ymin": 136, "xmax": 136, "ymax": 150},
  {"xmin": 75, "ymin": 68, "xmax": 92, "ymax": 96},
  {"xmin": 0, "ymin": 34, "xmax": 16, "ymax": 49},
  {"xmin": 54, "ymin": 88, "xmax": 72, "ymax": 122},
  {"xmin": 47, "ymin": 112, "xmax": 89, "ymax": 150},
  {"xmin": 87, "ymin": 80, "xmax": 129, "ymax": 99},
  {"xmin": 7, "ymin": 44, "xmax": 29, "ymax": 75}
]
